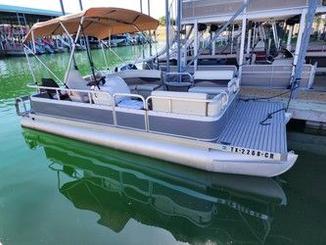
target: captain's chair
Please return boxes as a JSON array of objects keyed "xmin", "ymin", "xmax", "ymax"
[
  {"xmin": 92, "ymin": 74, "xmax": 144, "ymax": 110},
  {"xmin": 66, "ymin": 68, "xmax": 90, "ymax": 103}
]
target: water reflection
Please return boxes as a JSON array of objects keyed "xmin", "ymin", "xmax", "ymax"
[{"xmin": 24, "ymin": 129, "xmax": 288, "ymax": 244}]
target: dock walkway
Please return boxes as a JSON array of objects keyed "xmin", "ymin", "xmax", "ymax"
[{"xmin": 240, "ymin": 88, "xmax": 326, "ymax": 125}]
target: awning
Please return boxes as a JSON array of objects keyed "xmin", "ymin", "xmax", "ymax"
[{"xmin": 23, "ymin": 7, "xmax": 159, "ymax": 42}]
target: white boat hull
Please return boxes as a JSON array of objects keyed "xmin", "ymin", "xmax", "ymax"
[{"xmin": 21, "ymin": 115, "xmax": 297, "ymax": 177}]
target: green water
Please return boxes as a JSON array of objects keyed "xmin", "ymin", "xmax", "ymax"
[{"xmin": 0, "ymin": 47, "xmax": 326, "ymax": 245}]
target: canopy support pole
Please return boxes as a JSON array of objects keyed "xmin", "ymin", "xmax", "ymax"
[
  {"xmin": 24, "ymin": 48, "xmax": 37, "ymax": 84},
  {"xmin": 100, "ymin": 40, "xmax": 109, "ymax": 69},
  {"xmin": 148, "ymin": 0, "xmax": 153, "ymax": 57},
  {"xmin": 31, "ymin": 30, "xmax": 36, "ymax": 54},
  {"xmin": 61, "ymin": 18, "xmax": 84, "ymax": 84},
  {"xmin": 24, "ymin": 45, "xmax": 62, "ymax": 83}
]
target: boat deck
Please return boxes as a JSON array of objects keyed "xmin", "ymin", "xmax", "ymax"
[{"xmin": 217, "ymin": 100, "xmax": 287, "ymax": 154}]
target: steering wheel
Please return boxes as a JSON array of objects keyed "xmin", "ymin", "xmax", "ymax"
[{"xmin": 87, "ymin": 76, "xmax": 106, "ymax": 87}]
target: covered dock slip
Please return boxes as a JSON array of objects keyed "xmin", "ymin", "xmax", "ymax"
[
  {"xmin": 0, "ymin": 4, "xmax": 63, "ymax": 57},
  {"xmin": 175, "ymin": 0, "xmax": 326, "ymax": 128}
]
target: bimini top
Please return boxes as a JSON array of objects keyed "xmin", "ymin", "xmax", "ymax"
[{"xmin": 23, "ymin": 7, "xmax": 159, "ymax": 42}]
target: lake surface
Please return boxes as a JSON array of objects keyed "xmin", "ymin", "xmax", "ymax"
[{"xmin": 0, "ymin": 47, "xmax": 326, "ymax": 245}]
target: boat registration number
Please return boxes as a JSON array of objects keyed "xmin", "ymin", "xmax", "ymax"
[{"xmin": 218, "ymin": 145, "xmax": 281, "ymax": 161}]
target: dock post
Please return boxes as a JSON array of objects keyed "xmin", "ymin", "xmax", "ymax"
[
  {"xmin": 287, "ymin": 25, "xmax": 293, "ymax": 51},
  {"xmin": 292, "ymin": 0, "xmax": 318, "ymax": 95},
  {"xmin": 59, "ymin": 0, "xmax": 65, "ymax": 15},
  {"xmin": 194, "ymin": 20, "xmax": 198, "ymax": 71},
  {"xmin": 230, "ymin": 24, "xmax": 235, "ymax": 54},
  {"xmin": 79, "ymin": 0, "xmax": 83, "ymax": 11},
  {"xmin": 247, "ymin": 28, "xmax": 252, "ymax": 54},
  {"xmin": 176, "ymin": 0, "xmax": 182, "ymax": 75},
  {"xmin": 238, "ymin": 0, "xmax": 248, "ymax": 82},
  {"xmin": 165, "ymin": 0, "xmax": 170, "ymax": 73}
]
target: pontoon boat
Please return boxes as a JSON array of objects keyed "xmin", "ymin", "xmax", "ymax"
[{"xmin": 15, "ymin": 7, "xmax": 297, "ymax": 177}]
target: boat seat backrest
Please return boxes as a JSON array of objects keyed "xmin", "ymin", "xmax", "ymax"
[
  {"xmin": 151, "ymin": 91, "xmax": 208, "ymax": 116},
  {"xmin": 194, "ymin": 70, "xmax": 234, "ymax": 81},
  {"xmin": 151, "ymin": 91, "xmax": 226, "ymax": 117},
  {"xmin": 129, "ymin": 83, "xmax": 163, "ymax": 98},
  {"xmin": 66, "ymin": 68, "xmax": 90, "ymax": 103},
  {"xmin": 92, "ymin": 75, "xmax": 130, "ymax": 106},
  {"xmin": 116, "ymin": 69, "xmax": 161, "ymax": 79}
]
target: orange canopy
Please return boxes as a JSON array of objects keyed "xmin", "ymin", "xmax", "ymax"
[{"xmin": 23, "ymin": 7, "xmax": 159, "ymax": 42}]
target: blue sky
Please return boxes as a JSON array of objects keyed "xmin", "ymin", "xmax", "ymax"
[{"xmin": 0, "ymin": 0, "xmax": 166, "ymax": 18}]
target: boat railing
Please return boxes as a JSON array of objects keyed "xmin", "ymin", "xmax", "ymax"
[
  {"xmin": 146, "ymin": 92, "xmax": 229, "ymax": 118},
  {"xmin": 24, "ymin": 83, "xmax": 230, "ymax": 133},
  {"xmin": 15, "ymin": 95, "xmax": 31, "ymax": 116},
  {"xmin": 163, "ymin": 71, "xmax": 194, "ymax": 85},
  {"xmin": 112, "ymin": 93, "xmax": 146, "ymax": 127}
]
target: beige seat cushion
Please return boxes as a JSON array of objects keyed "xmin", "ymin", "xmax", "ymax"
[
  {"xmin": 151, "ymin": 91, "xmax": 208, "ymax": 116},
  {"xmin": 194, "ymin": 70, "xmax": 234, "ymax": 81},
  {"xmin": 188, "ymin": 86, "xmax": 226, "ymax": 98},
  {"xmin": 66, "ymin": 68, "xmax": 90, "ymax": 103}
]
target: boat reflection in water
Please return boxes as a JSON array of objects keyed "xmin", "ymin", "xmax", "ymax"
[{"xmin": 24, "ymin": 129, "xmax": 288, "ymax": 244}]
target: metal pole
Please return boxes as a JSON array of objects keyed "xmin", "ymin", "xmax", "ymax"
[
  {"xmin": 147, "ymin": 0, "xmax": 151, "ymax": 16},
  {"xmin": 165, "ymin": 0, "xmax": 170, "ymax": 72},
  {"xmin": 194, "ymin": 20, "xmax": 198, "ymax": 71},
  {"xmin": 293, "ymin": 0, "xmax": 318, "ymax": 88},
  {"xmin": 100, "ymin": 41, "xmax": 109, "ymax": 68},
  {"xmin": 140, "ymin": 0, "xmax": 143, "ymax": 13},
  {"xmin": 78, "ymin": 0, "xmax": 83, "ymax": 11},
  {"xmin": 247, "ymin": 28, "xmax": 252, "ymax": 54},
  {"xmin": 230, "ymin": 24, "xmax": 235, "ymax": 54},
  {"xmin": 59, "ymin": 0, "xmax": 65, "ymax": 15},
  {"xmin": 292, "ymin": 9, "xmax": 307, "ymax": 77},
  {"xmin": 148, "ymin": 0, "xmax": 153, "ymax": 56},
  {"xmin": 176, "ymin": 0, "xmax": 182, "ymax": 74},
  {"xmin": 238, "ymin": 0, "xmax": 248, "ymax": 82},
  {"xmin": 187, "ymin": 0, "xmax": 250, "ymax": 68},
  {"xmin": 286, "ymin": 25, "xmax": 293, "ymax": 50},
  {"xmin": 24, "ymin": 48, "xmax": 37, "ymax": 84}
]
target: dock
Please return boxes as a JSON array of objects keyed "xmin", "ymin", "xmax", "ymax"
[{"xmin": 240, "ymin": 87, "xmax": 326, "ymax": 128}]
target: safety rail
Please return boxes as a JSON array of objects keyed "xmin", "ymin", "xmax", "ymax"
[
  {"xmin": 163, "ymin": 71, "xmax": 194, "ymax": 85},
  {"xmin": 146, "ymin": 91, "xmax": 229, "ymax": 117},
  {"xmin": 22, "ymin": 84, "xmax": 230, "ymax": 134},
  {"xmin": 15, "ymin": 95, "xmax": 31, "ymax": 116},
  {"xmin": 112, "ymin": 93, "xmax": 146, "ymax": 127}
]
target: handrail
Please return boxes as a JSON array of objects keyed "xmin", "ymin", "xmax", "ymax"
[
  {"xmin": 15, "ymin": 96, "xmax": 30, "ymax": 116},
  {"xmin": 146, "ymin": 91, "xmax": 229, "ymax": 113},
  {"xmin": 27, "ymin": 84, "xmax": 230, "ymax": 134},
  {"xmin": 113, "ymin": 93, "xmax": 146, "ymax": 108},
  {"xmin": 28, "ymin": 83, "xmax": 229, "ymax": 113},
  {"xmin": 163, "ymin": 71, "xmax": 194, "ymax": 85},
  {"xmin": 113, "ymin": 93, "xmax": 147, "ymax": 129}
]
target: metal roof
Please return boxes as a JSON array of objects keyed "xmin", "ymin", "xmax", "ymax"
[{"xmin": 0, "ymin": 4, "xmax": 62, "ymax": 17}]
